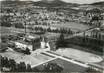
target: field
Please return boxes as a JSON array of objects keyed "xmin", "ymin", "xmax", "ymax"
[
  {"xmin": 35, "ymin": 58, "xmax": 87, "ymax": 72},
  {"xmin": 55, "ymin": 48, "xmax": 103, "ymax": 63},
  {"xmin": 0, "ymin": 21, "xmax": 90, "ymax": 35},
  {"xmin": 0, "ymin": 48, "xmax": 55, "ymax": 68},
  {"xmin": 0, "ymin": 21, "xmax": 90, "ymax": 38},
  {"xmin": 0, "ymin": 26, "xmax": 60, "ymax": 40},
  {"xmin": 0, "ymin": 27, "xmax": 25, "ymax": 36}
]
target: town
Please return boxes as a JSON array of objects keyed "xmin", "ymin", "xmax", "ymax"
[{"xmin": 0, "ymin": 0, "xmax": 104, "ymax": 72}]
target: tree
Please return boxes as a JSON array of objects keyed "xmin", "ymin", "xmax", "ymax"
[
  {"xmin": 26, "ymin": 64, "xmax": 32, "ymax": 72},
  {"xmin": 17, "ymin": 62, "xmax": 26, "ymax": 72},
  {"xmin": 1, "ymin": 22, "xmax": 12, "ymax": 27},
  {"xmin": 47, "ymin": 27, "xmax": 51, "ymax": 32},
  {"xmin": 1, "ymin": 56, "xmax": 4, "ymax": 67},
  {"xmin": 87, "ymin": 8, "xmax": 102, "ymax": 27},
  {"xmin": 3, "ymin": 57, "xmax": 9, "ymax": 67},
  {"xmin": 56, "ymin": 33, "xmax": 67, "ymax": 49},
  {"xmin": 24, "ymin": 47, "xmax": 31, "ymax": 55},
  {"xmin": 59, "ymin": 33, "xmax": 64, "ymax": 41},
  {"xmin": 9, "ymin": 59, "xmax": 16, "ymax": 71},
  {"xmin": 15, "ymin": 23, "xmax": 24, "ymax": 28},
  {"xmin": 86, "ymin": 67, "xmax": 101, "ymax": 73},
  {"xmin": 42, "ymin": 63, "xmax": 63, "ymax": 72}
]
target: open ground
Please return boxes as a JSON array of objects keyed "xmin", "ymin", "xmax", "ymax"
[
  {"xmin": 0, "ymin": 48, "xmax": 55, "ymax": 68},
  {"xmin": 55, "ymin": 48, "xmax": 103, "ymax": 63}
]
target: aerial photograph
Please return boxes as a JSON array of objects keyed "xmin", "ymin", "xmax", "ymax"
[{"xmin": 0, "ymin": 0, "xmax": 104, "ymax": 72}]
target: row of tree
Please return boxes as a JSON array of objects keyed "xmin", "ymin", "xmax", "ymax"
[
  {"xmin": 40, "ymin": 63, "xmax": 63, "ymax": 72},
  {"xmin": 1, "ymin": 21, "xmax": 73, "ymax": 35},
  {"xmin": 90, "ymin": 31, "xmax": 104, "ymax": 41},
  {"xmin": 86, "ymin": 67, "xmax": 102, "ymax": 73},
  {"xmin": 1, "ymin": 21, "xmax": 25, "ymax": 28},
  {"xmin": 30, "ymin": 26, "xmax": 73, "ymax": 34},
  {"xmin": 67, "ymin": 36, "xmax": 104, "ymax": 53},
  {"xmin": 55, "ymin": 33, "xmax": 103, "ymax": 54}
]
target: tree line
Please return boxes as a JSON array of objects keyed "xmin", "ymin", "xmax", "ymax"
[
  {"xmin": 66, "ymin": 36, "xmax": 104, "ymax": 54},
  {"xmin": 30, "ymin": 26, "xmax": 73, "ymax": 34},
  {"xmin": 1, "ymin": 20, "xmax": 74, "ymax": 34},
  {"xmin": 0, "ymin": 55, "xmax": 63, "ymax": 72},
  {"xmin": 55, "ymin": 33, "xmax": 68, "ymax": 50},
  {"xmin": 55, "ymin": 33, "xmax": 104, "ymax": 54},
  {"xmin": 0, "ymin": 56, "xmax": 32, "ymax": 72},
  {"xmin": 1, "ymin": 21, "xmax": 25, "ymax": 28}
]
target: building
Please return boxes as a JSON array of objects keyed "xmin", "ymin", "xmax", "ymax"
[
  {"xmin": 14, "ymin": 41, "xmax": 33, "ymax": 51},
  {"xmin": 40, "ymin": 37, "xmax": 50, "ymax": 51},
  {"xmin": 32, "ymin": 37, "xmax": 41, "ymax": 51}
]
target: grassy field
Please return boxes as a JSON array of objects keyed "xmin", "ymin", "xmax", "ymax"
[
  {"xmin": 0, "ymin": 21, "xmax": 90, "ymax": 37},
  {"xmin": 0, "ymin": 26, "xmax": 60, "ymax": 40},
  {"xmin": 35, "ymin": 58, "xmax": 87, "ymax": 72},
  {"xmin": 0, "ymin": 49, "xmax": 54, "ymax": 67},
  {"xmin": 0, "ymin": 27, "xmax": 25, "ymax": 36}
]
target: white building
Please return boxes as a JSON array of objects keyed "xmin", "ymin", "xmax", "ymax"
[
  {"xmin": 14, "ymin": 41, "xmax": 32, "ymax": 51},
  {"xmin": 40, "ymin": 37, "xmax": 50, "ymax": 51}
]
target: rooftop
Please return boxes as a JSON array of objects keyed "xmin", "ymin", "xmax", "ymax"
[{"xmin": 15, "ymin": 40, "xmax": 32, "ymax": 45}]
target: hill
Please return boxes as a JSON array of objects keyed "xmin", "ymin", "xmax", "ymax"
[
  {"xmin": 33, "ymin": 0, "xmax": 79, "ymax": 7},
  {"xmin": 90, "ymin": 1, "xmax": 104, "ymax": 6}
]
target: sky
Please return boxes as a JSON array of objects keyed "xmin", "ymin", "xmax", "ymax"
[{"xmin": 0, "ymin": 0, "xmax": 104, "ymax": 4}]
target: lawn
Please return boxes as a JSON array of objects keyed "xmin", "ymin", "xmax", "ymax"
[
  {"xmin": 0, "ymin": 48, "xmax": 54, "ymax": 68},
  {"xmin": 35, "ymin": 58, "xmax": 87, "ymax": 72}
]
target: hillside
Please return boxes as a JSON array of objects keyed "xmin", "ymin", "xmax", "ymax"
[
  {"xmin": 90, "ymin": 1, "xmax": 104, "ymax": 6},
  {"xmin": 1, "ymin": 0, "xmax": 79, "ymax": 8},
  {"xmin": 33, "ymin": 0, "xmax": 79, "ymax": 7}
]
